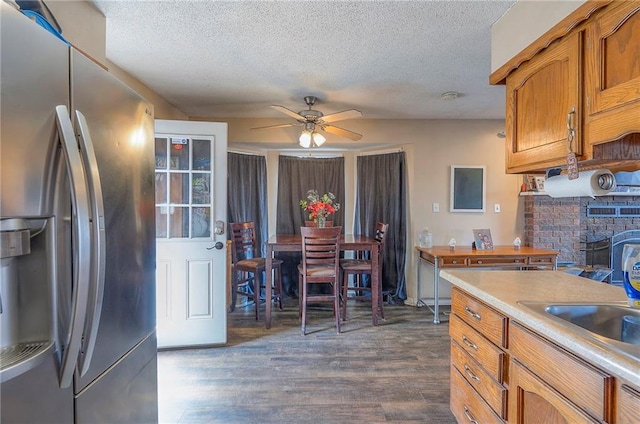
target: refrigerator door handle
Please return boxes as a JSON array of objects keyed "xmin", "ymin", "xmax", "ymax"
[
  {"xmin": 55, "ymin": 105, "xmax": 92, "ymax": 389},
  {"xmin": 74, "ymin": 110, "xmax": 106, "ymax": 376}
]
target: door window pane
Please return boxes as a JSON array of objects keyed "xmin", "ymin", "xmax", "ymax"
[
  {"xmin": 156, "ymin": 206, "xmax": 167, "ymax": 238},
  {"xmin": 170, "ymin": 138, "xmax": 189, "ymax": 170},
  {"xmin": 155, "ymin": 137, "xmax": 168, "ymax": 169},
  {"xmin": 192, "ymin": 139, "xmax": 211, "ymax": 170},
  {"xmin": 192, "ymin": 173, "xmax": 210, "ymax": 204},
  {"xmin": 169, "ymin": 207, "xmax": 189, "ymax": 238},
  {"xmin": 155, "ymin": 172, "xmax": 167, "ymax": 203},
  {"xmin": 192, "ymin": 207, "xmax": 210, "ymax": 238},
  {"xmin": 169, "ymin": 173, "xmax": 189, "ymax": 204}
]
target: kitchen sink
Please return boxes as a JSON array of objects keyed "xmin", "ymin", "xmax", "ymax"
[{"xmin": 519, "ymin": 301, "xmax": 640, "ymax": 361}]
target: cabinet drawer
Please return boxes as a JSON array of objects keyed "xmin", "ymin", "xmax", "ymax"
[
  {"xmin": 450, "ymin": 365, "xmax": 504, "ymax": 424},
  {"xmin": 468, "ymin": 256, "xmax": 527, "ymax": 267},
  {"xmin": 509, "ymin": 322, "xmax": 614, "ymax": 422},
  {"xmin": 440, "ymin": 256, "xmax": 467, "ymax": 267},
  {"xmin": 452, "ymin": 287, "xmax": 508, "ymax": 348},
  {"xmin": 528, "ymin": 256, "xmax": 556, "ymax": 267},
  {"xmin": 451, "ymin": 341, "xmax": 507, "ymax": 418},
  {"xmin": 617, "ymin": 383, "xmax": 640, "ymax": 424},
  {"xmin": 449, "ymin": 314, "xmax": 507, "ymax": 383}
]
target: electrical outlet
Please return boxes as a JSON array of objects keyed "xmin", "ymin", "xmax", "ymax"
[
  {"xmin": 494, "ymin": 203, "xmax": 501, "ymax": 213},
  {"xmin": 433, "ymin": 203, "xmax": 440, "ymax": 213}
]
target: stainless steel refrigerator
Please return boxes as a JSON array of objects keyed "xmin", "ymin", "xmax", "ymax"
[{"xmin": 0, "ymin": 3, "xmax": 158, "ymax": 422}]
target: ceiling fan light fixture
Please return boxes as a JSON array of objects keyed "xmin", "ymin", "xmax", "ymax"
[
  {"xmin": 299, "ymin": 130, "xmax": 312, "ymax": 148},
  {"xmin": 312, "ymin": 132, "xmax": 326, "ymax": 147}
]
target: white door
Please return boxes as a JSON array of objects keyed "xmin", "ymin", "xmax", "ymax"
[{"xmin": 154, "ymin": 120, "xmax": 227, "ymax": 348}]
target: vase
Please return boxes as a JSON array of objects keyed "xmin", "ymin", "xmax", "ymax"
[
  {"xmin": 317, "ymin": 216, "xmax": 326, "ymax": 228},
  {"xmin": 305, "ymin": 220, "xmax": 333, "ymax": 227}
]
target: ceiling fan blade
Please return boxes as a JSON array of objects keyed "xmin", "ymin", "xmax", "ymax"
[
  {"xmin": 251, "ymin": 123, "xmax": 300, "ymax": 131},
  {"xmin": 319, "ymin": 109, "xmax": 362, "ymax": 123},
  {"xmin": 270, "ymin": 105, "xmax": 306, "ymax": 121},
  {"xmin": 321, "ymin": 124, "xmax": 362, "ymax": 141}
]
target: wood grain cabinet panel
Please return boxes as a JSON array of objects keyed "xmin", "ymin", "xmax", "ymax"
[
  {"xmin": 505, "ymin": 30, "xmax": 583, "ymax": 173},
  {"xmin": 616, "ymin": 382, "xmax": 640, "ymax": 424},
  {"xmin": 452, "ymin": 288, "xmax": 508, "ymax": 348},
  {"xmin": 509, "ymin": 359, "xmax": 600, "ymax": 424},
  {"xmin": 450, "ymin": 365, "xmax": 504, "ymax": 424},
  {"xmin": 509, "ymin": 322, "xmax": 614, "ymax": 422},
  {"xmin": 585, "ymin": 1, "xmax": 640, "ymax": 145}
]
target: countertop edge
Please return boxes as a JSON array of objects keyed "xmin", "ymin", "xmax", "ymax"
[{"xmin": 440, "ymin": 269, "xmax": 640, "ymax": 389}]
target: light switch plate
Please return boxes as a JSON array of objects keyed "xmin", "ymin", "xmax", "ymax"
[
  {"xmin": 494, "ymin": 204, "xmax": 501, "ymax": 213},
  {"xmin": 433, "ymin": 203, "xmax": 440, "ymax": 213}
]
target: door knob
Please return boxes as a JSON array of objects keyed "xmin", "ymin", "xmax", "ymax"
[{"xmin": 206, "ymin": 241, "xmax": 224, "ymax": 250}]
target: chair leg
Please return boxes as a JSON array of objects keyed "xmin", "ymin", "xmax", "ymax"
[
  {"xmin": 301, "ymin": 276, "xmax": 307, "ymax": 335},
  {"xmin": 253, "ymin": 272, "xmax": 260, "ymax": 321},
  {"xmin": 298, "ymin": 271, "xmax": 303, "ymax": 320},
  {"xmin": 229, "ymin": 271, "xmax": 238, "ymax": 313},
  {"xmin": 334, "ymin": 281, "xmax": 341, "ymax": 334},
  {"xmin": 276, "ymin": 265, "xmax": 283, "ymax": 310},
  {"xmin": 341, "ymin": 271, "xmax": 349, "ymax": 321}
]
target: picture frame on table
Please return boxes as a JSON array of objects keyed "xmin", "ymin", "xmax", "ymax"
[
  {"xmin": 534, "ymin": 176, "xmax": 546, "ymax": 192},
  {"xmin": 473, "ymin": 228, "xmax": 494, "ymax": 250}
]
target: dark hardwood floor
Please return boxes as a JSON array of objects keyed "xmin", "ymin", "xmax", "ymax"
[{"xmin": 158, "ymin": 298, "xmax": 455, "ymax": 423}]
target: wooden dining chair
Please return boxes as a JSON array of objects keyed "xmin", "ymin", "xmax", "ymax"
[
  {"xmin": 340, "ymin": 222, "xmax": 388, "ymax": 321},
  {"xmin": 297, "ymin": 226, "xmax": 342, "ymax": 335},
  {"xmin": 230, "ymin": 222, "xmax": 283, "ymax": 320}
]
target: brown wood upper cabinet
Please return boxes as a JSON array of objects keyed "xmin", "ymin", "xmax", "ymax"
[
  {"xmin": 495, "ymin": 0, "xmax": 640, "ymax": 174},
  {"xmin": 505, "ymin": 31, "xmax": 583, "ymax": 174},
  {"xmin": 585, "ymin": 1, "xmax": 640, "ymax": 145}
]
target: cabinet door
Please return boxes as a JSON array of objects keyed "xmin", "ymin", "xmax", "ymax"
[
  {"xmin": 509, "ymin": 360, "xmax": 599, "ymax": 424},
  {"xmin": 617, "ymin": 383, "xmax": 640, "ymax": 424},
  {"xmin": 585, "ymin": 1, "xmax": 640, "ymax": 144},
  {"xmin": 505, "ymin": 31, "xmax": 583, "ymax": 173}
]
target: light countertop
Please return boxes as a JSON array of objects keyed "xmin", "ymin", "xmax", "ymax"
[{"xmin": 439, "ymin": 269, "xmax": 640, "ymax": 388}]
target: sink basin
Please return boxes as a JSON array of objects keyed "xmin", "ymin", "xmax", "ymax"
[{"xmin": 519, "ymin": 301, "xmax": 640, "ymax": 361}]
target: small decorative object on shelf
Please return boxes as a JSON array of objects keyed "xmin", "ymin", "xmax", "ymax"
[
  {"xmin": 300, "ymin": 189, "xmax": 340, "ymax": 228},
  {"xmin": 448, "ymin": 238, "xmax": 456, "ymax": 251},
  {"xmin": 513, "ymin": 237, "xmax": 521, "ymax": 250},
  {"xmin": 473, "ymin": 229, "xmax": 494, "ymax": 250}
]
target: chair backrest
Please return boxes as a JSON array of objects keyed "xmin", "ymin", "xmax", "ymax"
[
  {"xmin": 300, "ymin": 226, "xmax": 342, "ymax": 278},
  {"xmin": 374, "ymin": 222, "xmax": 389, "ymax": 257},
  {"xmin": 230, "ymin": 222, "xmax": 260, "ymax": 263}
]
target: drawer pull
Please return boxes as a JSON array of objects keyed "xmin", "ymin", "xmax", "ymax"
[
  {"xmin": 461, "ymin": 335, "xmax": 478, "ymax": 350},
  {"xmin": 477, "ymin": 260, "xmax": 483, "ymax": 264},
  {"xmin": 463, "ymin": 406, "xmax": 479, "ymax": 424},
  {"xmin": 452, "ymin": 260, "xmax": 458, "ymax": 264},
  {"xmin": 464, "ymin": 364, "xmax": 480, "ymax": 381},
  {"xmin": 464, "ymin": 306, "xmax": 481, "ymax": 320}
]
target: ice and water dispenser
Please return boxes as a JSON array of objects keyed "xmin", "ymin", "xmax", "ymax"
[{"xmin": 0, "ymin": 218, "xmax": 55, "ymax": 382}]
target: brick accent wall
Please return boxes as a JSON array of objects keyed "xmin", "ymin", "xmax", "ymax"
[{"xmin": 524, "ymin": 195, "xmax": 640, "ymax": 265}]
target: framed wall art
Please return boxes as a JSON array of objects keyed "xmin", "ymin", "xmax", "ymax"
[{"xmin": 450, "ymin": 165, "xmax": 486, "ymax": 212}]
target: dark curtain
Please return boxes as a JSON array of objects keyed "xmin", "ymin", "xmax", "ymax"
[
  {"xmin": 276, "ymin": 156, "xmax": 345, "ymax": 296},
  {"xmin": 354, "ymin": 152, "xmax": 407, "ymax": 302},
  {"xmin": 227, "ymin": 152, "xmax": 268, "ymax": 256}
]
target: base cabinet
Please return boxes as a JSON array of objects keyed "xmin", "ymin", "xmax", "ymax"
[
  {"xmin": 449, "ymin": 287, "xmax": 638, "ymax": 423},
  {"xmin": 509, "ymin": 359, "xmax": 599, "ymax": 424}
]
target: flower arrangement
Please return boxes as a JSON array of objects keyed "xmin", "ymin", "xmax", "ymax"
[{"xmin": 300, "ymin": 189, "xmax": 340, "ymax": 221}]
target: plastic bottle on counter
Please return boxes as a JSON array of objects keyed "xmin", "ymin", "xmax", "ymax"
[
  {"xmin": 622, "ymin": 244, "xmax": 640, "ymax": 308},
  {"xmin": 418, "ymin": 227, "xmax": 433, "ymax": 248}
]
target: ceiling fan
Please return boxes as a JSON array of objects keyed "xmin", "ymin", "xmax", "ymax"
[{"xmin": 251, "ymin": 96, "xmax": 363, "ymax": 147}]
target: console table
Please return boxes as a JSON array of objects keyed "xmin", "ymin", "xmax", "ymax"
[{"xmin": 416, "ymin": 246, "xmax": 558, "ymax": 324}]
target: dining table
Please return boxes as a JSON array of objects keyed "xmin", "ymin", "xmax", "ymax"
[{"xmin": 264, "ymin": 233, "xmax": 380, "ymax": 329}]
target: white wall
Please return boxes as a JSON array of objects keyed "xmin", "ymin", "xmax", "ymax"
[{"xmin": 491, "ymin": 0, "xmax": 586, "ymax": 72}]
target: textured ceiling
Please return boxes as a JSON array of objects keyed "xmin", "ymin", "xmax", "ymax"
[{"xmin": 91, "ymin": 0, "xmax": 515, "ymax": 121}]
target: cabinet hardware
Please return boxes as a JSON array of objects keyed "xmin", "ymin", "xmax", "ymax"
[{"xmin": 465, "ymin": 306, "xmax": 482, "ymax": 320}]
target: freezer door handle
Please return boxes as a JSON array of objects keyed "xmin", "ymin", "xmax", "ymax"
[
  {"xmin": 55, "ymin": 105, "xmax": 92, "ymax": 388},
  {"xmin": 74, "ymin": 110, "xmax": 106, "ymax": 377}
]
